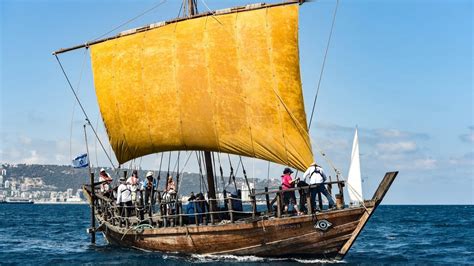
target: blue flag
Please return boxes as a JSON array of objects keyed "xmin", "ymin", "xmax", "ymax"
[{"xmin": 72, "ymin": 153, "xmax": 89, "ymax": 168}]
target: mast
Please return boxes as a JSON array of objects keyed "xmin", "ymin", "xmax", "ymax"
[{"xmin": 185, "ymin": 0, "xmax": 218, "ymax": 213}]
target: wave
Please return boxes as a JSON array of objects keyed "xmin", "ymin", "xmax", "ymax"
[{"xmin": 189, "ymin": 254, "xmax": 344, "ymax": 264}]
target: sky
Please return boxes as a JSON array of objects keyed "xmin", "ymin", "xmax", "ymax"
[{"xmin": 0, "ymin": 0, "xmax": 472, "ymax": 204}]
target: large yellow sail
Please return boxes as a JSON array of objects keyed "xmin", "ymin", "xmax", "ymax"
[{"xmin": 90, "ymin": 3, "xmax": 313, "ymax": 171}]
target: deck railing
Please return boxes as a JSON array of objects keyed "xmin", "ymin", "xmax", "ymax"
[{"xmin": 87, "ymin": 180, "xmax": 346, "ymax": 229}]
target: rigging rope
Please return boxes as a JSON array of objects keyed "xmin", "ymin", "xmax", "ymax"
[
  {"xmin": 239, "ymin": 156, "xmax": 251, "ymax": 193},
  {"xmin": 94, "ymin": 113, "xmax": 100, "ymax": 168},
  {"xmin": 92, "ymin": 0, "xmax": 167, "ymax": 42},
  {"xmin": 308, "ymin": 0, "xmax": 340, "ymax": 129},
  {"xmin": 217, "ymin": 153, "xmax": 225, "ymax": 192},
  {"xmin": 266, "ymin": 161, "xmax": 271, "ymax": 187},
  {"xmin": 199, "ymin": 0, "xmax": 224, "ymax": 26},
  {"xmin": 175, "ymin": 151, "xmax": 181, "ymax": 193},
  {"xmin": 200, "ymin": 152, "xmax": 209, "ymax": 193},
  {"xmin": 69, "ymin": 49, "xmax": 88, "ymax": 165},
  {"xmin": 166, "ymin": 151, "xmax": 171, "ymax": 177},
  {"xmin": 158, "ymin": 152, "xmax": 164, "ymax": 183},
  {"xmin": 195, "ymin": 151, "xmax": 208, "ymax": 193},
  {"xmin": 176, "ymin": 151, "xmax": 193, "ymax": 196},
  {"xmin": 172, "ymin": 151, "xmax": 181, "ymax": 174},
  {"xmin": 55, "ymin": 54, "xmax": 116, "ymax": 169}
]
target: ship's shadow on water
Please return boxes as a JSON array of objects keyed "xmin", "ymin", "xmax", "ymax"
[{"xmin": 0, "ymin": 205, "xmax": 473, "ymax": 265}]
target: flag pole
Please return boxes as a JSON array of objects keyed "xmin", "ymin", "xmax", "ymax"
[{"xmin": 84, "ymin": 122, "xmax": 96, "ymax": 244}]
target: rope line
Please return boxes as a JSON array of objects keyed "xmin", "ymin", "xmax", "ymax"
[
  {"xmin": 308, "ymin": 0, "xmax": 340, "ymax": 129},
  {"xmin": 92, "ymin": 0, "xmax": 168, "ymax": 42},
  {"xmin": 54, "ymin": 54, "xmax": 116, "ymax": 169},
  {"xmin": 69, "ymin": 49, "xmax": 88, "ymax": 164}
]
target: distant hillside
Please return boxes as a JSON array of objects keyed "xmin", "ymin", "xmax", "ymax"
[{"xmin": 1, "ymin": 164, "xmax": 280, "ymax": 195}]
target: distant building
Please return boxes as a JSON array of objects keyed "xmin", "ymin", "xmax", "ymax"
[
  {"xmin": 66, "ymin": 188, "xmax": 73, "ymax": 198},
  {"xmin": 50, "ymin": 191, "xmax": 58, "ymax": 202},
  {"xmin": 0, "ymin": 175, "xmax": 3, "ymax": 186},
  {"xmin": 4, "ymin": 180, "xmax": 10, "ymax": 189}
]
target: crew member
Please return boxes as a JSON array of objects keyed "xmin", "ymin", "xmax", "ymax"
[{"xmin": 303, "ymin": 163, "xmax": 335, "ymax": 211}]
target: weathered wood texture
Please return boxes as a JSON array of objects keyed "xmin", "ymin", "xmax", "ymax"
[
  {"xmin": 100, "ymin": 207, "xmax": 365, "ymax": 257},
  {"xmin": 336, "ymin": 171, "xmax": 398, "ymax": 259},
  {"xmin": 87, "ymin": 171, "xmax": 398, "ymax": 259}
]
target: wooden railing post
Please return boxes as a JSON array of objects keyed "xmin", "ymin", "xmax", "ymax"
[
  {"xmin": 89, "ymin": 172, "xmax": 96, "ymax": 244},
  {"xmin": 178, "ymin": 202, "xmax": 183, "ymax": 226},
  {"xmin": 163, "ymin": 202, "xmax": 168, "ymax": 227},
  {"xmin": 251, "ymin": 188, "xmax": 257, "ymax": 219},
  {"xmin": 138, "ymin": 190, "xmax": 145, "ymax": 221},
  {"xmin": 337, "ymin": 180, "xmax": 345, "ymax": 208},
  {"xmin": 328, "ymin": 175, "xmax": 333, "ymax": 195},
  {"xmin": 227, "ymin": 196, "xmax": 234, "ymax": 223},
  {"xmin": 209, "ymin": 199, "xmax": 214, "ymax": 225},
  {"xmin": 276, "ymin": 186, "xmax": 282, "ymax": 218},
  {"xmin": 203, "ymin": 202, "xmax": 208, "ymax": 225},
  {"xmin": 265, "ymin": 187, "xmax": 271, "ymax": 213},
  {"xmin": 306, "ymin": 187, "xmax": 312, "ymax": 215}
]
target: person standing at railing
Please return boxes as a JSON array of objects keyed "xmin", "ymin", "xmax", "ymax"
[
  {"xmin": 142, "ymin": 171, "xmax": 157, "ymax": 207},
  {"xmin": 116, "ymin": 176, "xmax": 132, "ymax": 217},
  {"xmin": 127, "ymin": 170, "xmax": 139, "ymax": 204},
  {"xmin": 303, "ymin": 163, "xmax": 335, "ymax": 211},
  {"xmin": 99, "ymin": 168, "xmax": 113, "ymax": 198},
  {"xmin": 281, "ymin": 168, "xmax": 303, "ymax": 215}
]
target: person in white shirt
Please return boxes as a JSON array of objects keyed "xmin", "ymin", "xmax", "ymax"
[
  {"xmin": 303, "ymin": 162, "xmax": 335, "ymax": 211},
  {"xmin": 126, "ymin": 170, "xmax": 139, "ymax": 204},
  {"xmin": 116, "ymin": 176, "xmax": 132, "ymax": 217}
]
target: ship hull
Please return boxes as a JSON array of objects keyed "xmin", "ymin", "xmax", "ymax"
[
  {"xmin": 100, "ymin": 206, "xmax": 366, "ymax": 258},
  {"xmin": 88, "ymin": 172, "xmax": 397, "ymax": 259}
]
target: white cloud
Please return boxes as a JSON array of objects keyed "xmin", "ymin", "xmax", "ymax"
[
  {"xmin": 377, "ymin": 129, "xmax": 404, "ymax": 138},
  {"xmin": 23, "ymin": 150, "xmax": 43, "ymax": 164},
  {"xmin": 19, "ymin": 136, "xmax": 32, "ymax": 145},
  {"xmin": 413, "ymin": 158, "xmax": 437, "ymax": 170},
  {"xmin": 376, "ymin": 141, "xmax": 417, "ymax": 153},
  {"xmin": 460, "ymin": 132, "xmax": 474, "ymax": 143},
  {"xmin": 449, "ymin": 152, "xmax": 474, "ymax": 167}
]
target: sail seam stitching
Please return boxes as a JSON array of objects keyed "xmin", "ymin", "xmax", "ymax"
[
  {"xmin": 138, "ymin": 30, "xmax": 158, "ymax": 159},
  {"xmin": 234, "ymin": 12, "xmax": 257, "ymax": 158},
  {"xmin": 173, "ymin": 24, "xmax": 187, "ymax": 150},
  {"xmin": 265, "ymin": 7, "xmax": 291, "ymax": 167},
  {"xmin": 204, "ymin": 16, "xmax": 222, "ymax": 153},
  {"xmin": 110, "ymin": 41, "xmax": 134, "ymax": 164}
]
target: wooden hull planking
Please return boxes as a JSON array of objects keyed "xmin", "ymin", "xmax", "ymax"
[{"xmin": 89, "ymin": 172, "xmax": 398, "ymax": 259}]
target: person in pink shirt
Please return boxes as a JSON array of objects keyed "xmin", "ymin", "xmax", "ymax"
[{"xmin": 281, "ymin": 168, "xmax": 302, "ymax": 215}]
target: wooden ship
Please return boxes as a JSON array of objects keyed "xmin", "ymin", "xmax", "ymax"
[{"xmin": 53, "ymin": 0, "xmax": 398, "ymax": 260}]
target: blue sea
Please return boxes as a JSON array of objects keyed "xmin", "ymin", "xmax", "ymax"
[{"xmin": 0, "ymin": 205, "xmax": 472, "ymax": 265}]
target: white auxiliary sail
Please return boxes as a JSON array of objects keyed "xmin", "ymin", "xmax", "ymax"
[{"xmin": 347, "ymin": 127, "xmax": 363, "ymax": 205}]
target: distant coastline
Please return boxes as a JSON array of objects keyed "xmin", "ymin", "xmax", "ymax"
[{"xmin": 34, "ymin": 201, "xmax": 87, "ymax": 205}]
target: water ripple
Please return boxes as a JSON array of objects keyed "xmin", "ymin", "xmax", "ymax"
[{"xmin": 0, "ymin": 205, "xmax": 472, "ymax": 264}]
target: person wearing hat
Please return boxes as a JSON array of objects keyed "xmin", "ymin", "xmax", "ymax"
[
  {"xmin": 302, "ymin": 162, "xmax": 335, "ymax": 211},
  {"xmin": 162, "ymin": 176, "xmax": 177, "ymax": 215},
  {"xmin": 142, "ymin": 171, "xmax": 157, "ymax": 207},
  {"xmin": 99, "ymin": 168, "xmax": 113, "ymax": 197},
  {"xmin": 281, "ymin": 168, "xmax": 303, "ymax": 215},
  {"xmin": 127, "ymin": 170, "xmax": 139, "ymax": 204},
  {"xmin": 116, "ymin": 176, "xmax": 132, "ymax": 217}
]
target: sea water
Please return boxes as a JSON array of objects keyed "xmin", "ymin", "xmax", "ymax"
[{"xmin": 0, "ymin": 205, "xmax": 472, "ymax": 265}]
